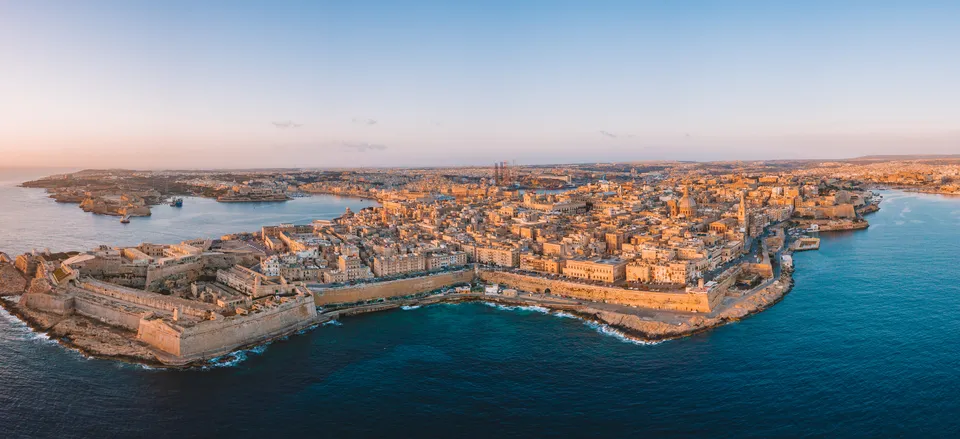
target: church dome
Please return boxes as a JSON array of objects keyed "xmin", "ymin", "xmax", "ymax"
[{"xmin": 678, "ymin": 187, "xmax": 697, "ymax": 209}]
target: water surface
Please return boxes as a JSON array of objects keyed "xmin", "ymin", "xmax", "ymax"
[{"xmin": 1, "ymin": 174, "xmax": 959, "ymax": 437}]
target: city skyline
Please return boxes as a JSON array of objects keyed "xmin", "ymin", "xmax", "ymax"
[{"xmin": 2, "ymin": 0, "xmax": 959, "ymax": 168}]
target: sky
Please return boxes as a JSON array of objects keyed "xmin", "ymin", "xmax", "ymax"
[{"xmin": 1, "ymin": 0, "xmax": 958, "ymax": 169}]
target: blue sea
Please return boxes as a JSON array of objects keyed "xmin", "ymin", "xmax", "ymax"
[{"xmin": 2, "ymin": 169, "xmax": 960, "ymax": 438}]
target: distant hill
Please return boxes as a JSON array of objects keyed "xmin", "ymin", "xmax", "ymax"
[{"xmin": 851, "ymin": 154, "xmax": 960, "ymax": 161}]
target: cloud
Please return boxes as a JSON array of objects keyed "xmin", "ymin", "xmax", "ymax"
[
  {"xmin": 600, "ymin": 130, "xmax": 638, "ymax": 139},
  {"xmin": 352, "ymin": 117, "xmax": 378, "ymax": 126},
  {"xmin": 273, "ymin": 121, "xmax": 303, "ymax": 129},
  {"xmin": 342, "ymin": 141, "xmax": 387, "ymax": 152}
]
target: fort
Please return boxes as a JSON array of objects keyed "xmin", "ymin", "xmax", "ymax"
[
  {"xmin": 1, "ymin": 240, "xmax": 316, "ymax": 367},
  {"xmin": 0, "ymin": 244, "xmax": 784, "ymax": 367}
]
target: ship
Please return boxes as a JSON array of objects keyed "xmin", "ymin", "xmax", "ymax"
[
  {"xmin": 120, "ymin": 214, "xmax": 131, "ymax": 224},
  {"xmin": 170, "ymin": 197, "xmax": 184, "ymax": 207}
]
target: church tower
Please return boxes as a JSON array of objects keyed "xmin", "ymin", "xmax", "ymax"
[{"xmin": 738, "ymin": 190, "xmax": 750, "ymax": 236}]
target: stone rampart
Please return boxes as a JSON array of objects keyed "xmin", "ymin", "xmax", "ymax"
[
  {"xmin": 19, "ymin": 292, "xmax": 75, "ymax": 315},
  {"xmin": 74, "ymin": 295, "xmax": 144, "ymax": 331},
  {"xmin": 745, "ymin": 262, "xmax": 774, "ymax": 278},
  {"xmin": 312, "ymin": 270, "xmax": 473, "ymax": 306},
  {"xmin": 479, "ymin": 270, "xmax": 721, "ymax": 313},
  {"xmin": 138, "ymin": 296, "xmax": 317, "ymax": 359},
  {"xmin": 78, "ymin": 280, "xmax": 215, "ymax": 319},
  {"xmin": 145, "ymin": 260, "xmax": 203, "ymax": 290}
]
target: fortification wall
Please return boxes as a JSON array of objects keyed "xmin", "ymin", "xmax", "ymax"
[
  {"xmin": 201, "ymin": 253, "xmax": 235, "ymax": 270},
  {"xmin": 145, "ymin": 260, "xmax": 202, "ymax": 290},
  {"xmin": 174, "ymin": 298, "xmax": 317, "ymax": 358},
  {"xmin": 19, "ymin": 293, "xmax": 75, "ymax": 315},
  {"xmin": 137, "ymin": 319, "xmax": 186, "ymax": 357},
  {"xmin": 74, "ymin": 296, "xmax": 144, "ymax": 331},
  {"xmin": 78, "ymin": 280, "xmax": 213, "ymax": 319},
  {"xmin": 312, "ymin": 270, "xmax": 473, "ymax": 305},
  {"xmin": 745, "ymin": 263, "xmax": 774, "ymax": 278},
  {"xmin": 479, "ymin": 270, "xmax": 719, "ymax": 313}
]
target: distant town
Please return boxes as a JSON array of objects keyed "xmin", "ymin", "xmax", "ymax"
[{"xmin": 1, "ymin": 156, "xmax": 958, "ymax": 367}]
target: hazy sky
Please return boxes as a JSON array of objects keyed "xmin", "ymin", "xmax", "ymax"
[{"xmin": 1, "ymin": 0, "xmax": 958, "ymax": 168}]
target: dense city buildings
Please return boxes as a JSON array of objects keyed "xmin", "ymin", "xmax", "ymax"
[{"xmin": 5, "ymin": 156, "xmax": 955, "ymax": 367}]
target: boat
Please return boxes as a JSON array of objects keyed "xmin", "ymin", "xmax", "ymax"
[
  {"xmin": 169, "ymin": 197, "xmax": 184, "ymax": 207},
  {"xmin": 120, "ymin": 215, "xmax": 131, "ymax": 224}
]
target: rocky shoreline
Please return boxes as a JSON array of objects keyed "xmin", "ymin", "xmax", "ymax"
[
  {"xmin": 0, "ymin": 296, "xmax": 166, "ymax": 367},
  {"xmin": 0, "ymin": 268, "xmax": 796, "ymax": 369},
  {"xmin": 330, "ymin": 269, "xmax": 795, "ymax": 345}
]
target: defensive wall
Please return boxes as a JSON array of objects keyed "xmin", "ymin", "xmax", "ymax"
[
  {"xmin": 19, "ymin": 291, "xmax": 74, "ymax": 315},
  {"xmin": 79, "ymin": 279, "xmax": 216, "ymax": 319},
  {"xmin": 311, "ymin": 270, "xmax": 474, "ymax": 306},
  {"xmin": 137, "ymin": 295, "xmax": 317, "ymax": 359},
  {"xmin": 73, "ymin": 294, "xmax": 145, "ymax": 331},
  {"xmin": 744, "ymin": 262, "xmax": 774, "ymax": 278},
  {"xmin": 478, "ymin": 270, "xmax": 723, "ymax": 313}
]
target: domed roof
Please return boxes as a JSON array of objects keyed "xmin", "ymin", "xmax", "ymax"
[{"xmin": 678, "ymin": 187, "xmax": 697, "ymax": 208}]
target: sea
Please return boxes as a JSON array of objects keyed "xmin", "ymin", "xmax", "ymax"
[{"xmin": 2, "ymin": 168, "xmax": 960, "ymax": 438}]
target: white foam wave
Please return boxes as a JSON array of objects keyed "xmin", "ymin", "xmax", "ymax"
[
  {"xmin": 482, "ymin": 302, "xmax": 550, "ymax": 314},
  {"xmin": 116, "ymin": 362, "xmax": 160, "ymax": 371},
  {"xmin": 323, "ymin": 319, "xmax": 342, "ymax": 326},
  {"xmin": 483, "ymin": 302, "xmax": 580, "ymax": 321},
  {"xmin": 480, "ymin": 301, "xmax": 660, "ymax": 345},
  {"xmin": 203, "ymin": 342, "xmax": 271, "ymax": 369},
  {"xmin": 0, "ymin": 304, "xmax": 59, "ymax": 345},
  {"xmin": 583, "ymin": 321, "xmax": 662, "ymax": 346},
  {"xmin": 296, "ymin": 323, "xmax": 319, "ymax": 335}
]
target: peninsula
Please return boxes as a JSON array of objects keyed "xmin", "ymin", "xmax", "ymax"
[{"xmin": 0, "ymin": 157, "xmax": 927, "ymax": 368}]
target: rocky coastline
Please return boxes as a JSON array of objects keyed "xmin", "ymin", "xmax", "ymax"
[
  {"xmin": 325, "ymin": 269, "xmax": 795, "ymax": 345},
  {"xmin": 0, "ymin": 265, "xmax": 795, "ymax": 369}
]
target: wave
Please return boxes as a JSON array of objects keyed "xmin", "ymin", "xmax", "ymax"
[
  {"xmin": 323, "ymin": 319, "xmax": 342, "ymax": 326},
  {"xmin": 400, "ymin": 305, "xmax": 421, "ymax": 310},
  {"xmin": 482, "ymin": 302, "xmax": 550, "ymax": 314},
  {"xmin": 296, "ymin": 323, "xmax": 320, "ymax": 335},
  {"xmin": 203, "ymin": 343, "xmax": 271, "ymax": 369},
  {"xmin": 583, "ymin": 321, "xmax": 662, "ymax": 346},
  {"xmin": 480, "ymin": 301, "xmax": 661, "ymax": 346},
  {"xmin": 115, "ymin": 362, "xmax": 160, "ymax": 371},
  {"xmin": 0, "ymin": 304, "xmax": 59, "ymax": 346}
]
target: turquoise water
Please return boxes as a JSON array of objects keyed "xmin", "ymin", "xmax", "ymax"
[{"xmin": 2, "ymin": 170, "xmax": 960, "ymax": 437}]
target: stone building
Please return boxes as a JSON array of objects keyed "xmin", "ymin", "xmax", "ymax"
[{"xmin": 562, "ymin": 258, "xmax": 627, "ymax": 283}]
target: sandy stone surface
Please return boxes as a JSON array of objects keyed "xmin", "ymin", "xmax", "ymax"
[{"xmin": 0, "ymin": 263, "xmax": 28, "ymax": 296}]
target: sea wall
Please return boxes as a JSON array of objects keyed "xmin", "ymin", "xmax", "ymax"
[
  {"xmin": 312, "ymin": 270, "xmax": 474, "ymax": 306},
  {"xmin": 20, "ymin": 292, "xmax": 75, "ymax": 315},
  {"xmin": 478, "ymin": 270, "xmax": 722, "ymax": 313},
  {"xmin": 74, "ymin": 296, "xmax": 144, "ymax": 331},
  {"xmin": 138, "ymin": 296, "xmax": 317, "ymax": 359}
]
